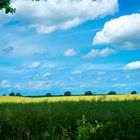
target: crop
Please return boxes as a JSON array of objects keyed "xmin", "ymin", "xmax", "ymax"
[{"xmin": 0, "ymin": 95, "xmax": 140, "ymax": 140}]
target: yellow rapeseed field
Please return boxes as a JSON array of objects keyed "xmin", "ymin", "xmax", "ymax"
[{"xmin": 0, "ymin": 94, "xmax": 140, "ymax": 103}]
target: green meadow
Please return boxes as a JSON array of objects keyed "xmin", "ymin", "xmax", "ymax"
[{"xmin": 0, "ymin": 95, "xmax": 140, "ymax": 140}]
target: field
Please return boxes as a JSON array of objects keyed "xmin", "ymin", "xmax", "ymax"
[{"xmin": 0, "ymin": 95, "xmax": 140, "ymax": 140}]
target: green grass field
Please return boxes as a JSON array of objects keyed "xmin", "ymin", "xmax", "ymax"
[{"xmin": 0, "ymin": 95, "xmax": 140, "ymax": 140}]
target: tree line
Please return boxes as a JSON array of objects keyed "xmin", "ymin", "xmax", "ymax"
[{"xmin": 1, "ymin": 90, "xmax": 138, "ymax": 97}]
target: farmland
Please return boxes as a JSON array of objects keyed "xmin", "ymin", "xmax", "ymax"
[{"xmin": 0, "ymin": 95, "xmax": 140, "ymax": 140}]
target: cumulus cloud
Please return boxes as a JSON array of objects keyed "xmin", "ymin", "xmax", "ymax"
[
  {"xmin": 112, "ymin": 83, "xmax": 128, "ymax": 88},
  {"xmin": 93, "ymin": 14, "xmax": 140, "ymax": 50},
  {"xmin": 97, "ymin": 72, "xmax": 106, "ymax": 75},
  {"xmin": 28, "ymin": 80, "xmax": 51, "ymax": 90},
  {"xmin": 84, "ymin": 48, "xmax": 115, "ymax": 58},
  {"xmin": 64, "ymin": 48, "xmax": 76, "ymax": 56},
  {"xmin": 0, "ymin": 0, "xmax": 119, "ymax": 34},
  {"xmin": 28, "ymin": 61, "xmax": 41, "ymax": 69},
  {"xmin": 0, "ymin": 80, "xmax": 11, "ymax": 89},
  {"xmin": 71, "ymin": 70, "xmax": 82, "ymax": 75},
  {"xmin": 42, "ymin": 72, "xmax": 51, "ymax": 77},
  {"xmin": 124, "ymin": 61, "xmax": 140, "ymax": 70}
]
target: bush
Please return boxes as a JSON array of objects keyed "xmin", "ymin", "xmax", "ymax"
[
  {"xmin": 46, "ymin": 93, "xmax": 52, "ymax": 97},
  {"xmin": 84, "ymin": 91, "xmax": 93, "ymax": 96},
  {"xmin": 9, "ymin": 92, "xmax": 15, "ymax": 96},
  {"xmin": 16, "ymin": 93, "xmax": 22, "ymax": 96},
  {"xmin": 107, "ymin": 91, "xmax": 116, "ymax": 95},
  {"xmin": 64, "ymin": 91, "xmax": 71, "ymax": 96},
  {"xmin": 131, "ymin": 91, "xmax": 137, "ymax": 94}
]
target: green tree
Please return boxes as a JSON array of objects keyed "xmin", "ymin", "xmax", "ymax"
[
  {"xmin": 64, "ymin": 91, "xmax": 71, "ymax": 96},
  {"xmin": 0, "ymin": 0, "xmax": 16, "ymax": 14},
  {"xmin": 9, "ymin": 92, "xmax": 15, "ymax": 96},
  {"xmin": 0, "ymin": 0, "xmax": 47, "ymax": 14},
  {"xmin": 16, "ymin": 93, "xmax": 22, "ymax": 96},
  {"xmin": 46, "ymin": 93, "xmax": 52, "ymax": 97},
  {"xmin": 84, "ymin": 91, "xmax": 93, "ymax": 96},
  {"xmin": 131, "ymin": 91, "xmax": 137, "ymax": 94},
  {"xmin": 107, "ymin": 91, "xmax": 116, "ymax": 95}
]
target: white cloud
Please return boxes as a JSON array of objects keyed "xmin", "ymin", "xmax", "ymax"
[
  {"xmin": 71, "ymin": 70, "xmax": 82, "ymax": 75},
  {"xmin": 124, "ymin": 61, "xmax": 140, "ymax": 70},
  {"xmin": 42, "ymin": 72, "xmax": 51, "ymax": 77},
  {"xmin": 28, "ymin": 61, "xmax": 41, "ymax": 69},
  {"xmin": 85, "ymin": 48, "xmax": 115, "ymax": 58},
  {"xmin": 93, "ymin": 14, "xmax": 140, "ymax": 50},
  {"xmin": 1, "ymin": 0, "xmax": 119, "ymax": 34},
  {"xmin": 0, "ymin": 80, "xmax": 11, "ymax": 89},
  {"xmin": 28, "ymin": 80, "xmax": 51, "ymax": 90},
  {"xmin": 126, "ymin": 75, "xmax": 130, "ymax": 78},
  {"xmin": 112, "ymin": 83, "xmax": 128, "ymax": 88},
  {"xmin": 64, "ymin": 48, "xmax": 76, "ymax": 56},
  {"xmin": 14, "ymin": 83, "xmax": 22, "ymax": 90},
  {"xmin": 97, "ymin": 72, "xmax": 106, "ymax": 75}
]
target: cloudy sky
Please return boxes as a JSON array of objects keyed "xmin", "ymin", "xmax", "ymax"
[{"xmin": 0, "ymin": 0, "xmax": 140, "ymax": 95}]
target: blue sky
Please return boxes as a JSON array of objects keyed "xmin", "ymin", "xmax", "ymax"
[{"xmin": 0, "ymin": 0, "xmax": 140, "ymax": 95}]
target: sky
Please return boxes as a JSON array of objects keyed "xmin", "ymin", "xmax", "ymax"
[{"xmin": 0, "ymin": 0, "xmax": 140, "ymax": 95}]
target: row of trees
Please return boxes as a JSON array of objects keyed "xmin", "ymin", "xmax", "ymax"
[
  {"xmin": 107, "ymin": 90, "xmax": 137, "ymax": 95},
  {"xmin": 3, "ymin": 90, "xmax": 137, "ymax": 97}
]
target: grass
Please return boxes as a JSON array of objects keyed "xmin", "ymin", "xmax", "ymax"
[{"xmin": 0, "ymin": 95, "xmax": 140, "ymax": 140}]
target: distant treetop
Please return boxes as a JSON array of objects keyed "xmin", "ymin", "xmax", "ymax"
[
  {"xmin": 131, "ymin": 91, "xmax": 137, "ymax": 94},
  {"xmin": 9, "ymin": 92, "xmax": 15, "ymax": 96},
  {"xmin": 64, "ymin": 91, "xmax": 71, "ymax": 96},
  {"xmin": 84, "ymin": 91, "xmax": 93, "ymax": 96},
  {"xmin": 107, "ymin": 91, "xmax": 116, "ymax": 95}
]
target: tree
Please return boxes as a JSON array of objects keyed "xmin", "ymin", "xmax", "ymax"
[
  {"xmin": 0, "ymin": 0, "xmax": 45, "ymax": 14},
  {"xmin": 0, "ymin": 0, "xmax": 16, "ymax": 14},
  {"xmin": 131, "ymin": 91, "xmax": 137, "ymax": 94},
  {"xmin": 9, "ymin": 92, "xmax": 15, "ymax": 96},
  {"xmin": 84, "ymin": 91, "xmax": 93, "ymax": 96},
  {"xmin": 107, "ymin": 91, "xmax": 116, "ymax": 95},
  {"xmin": 46, "ymin": 93, "xmax": 52, "ymax": 97},
  {"xmin": 64, "ymin": 91, "xmax": 71, "ymax": 96},
  {"xmin": 16, "ymin": 93, "xmax": 22, "ymax": 96}
]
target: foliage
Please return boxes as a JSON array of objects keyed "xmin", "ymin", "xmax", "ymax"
[
  {"xmin": 16, "ymin": 93, "xmax": 22, "ymax": 96},
  {"xmin": 64, "ymin": 91, "xmax": 71, "ymax": 96},
  {"xmin": 84, "ymin": 91, "xmax": 93, "ymax": 96},
  {"xmin": 46, "ymin": 93, "xmax": 52, "ymax": 97},
  {"xmin": 76, "ymin": 115, "xmax": 90, "ymax": 140},
  {"xmin": 0, "ymin": 0, "xmax": 16, "ymax": 14},
  {"xmin": 131, "ymin": 90, "xmax": 137, "ymax": 94},
  {"xmin": 0, "ymin": 96, "xmax": 140, "ymax": 139},
  {"xmin": 9, "ymin": 92, "xmax": 15, "ymax": 96},
  {"xmin": 107, "ymin": 91, "xmax": 116, "ymax": 95}
]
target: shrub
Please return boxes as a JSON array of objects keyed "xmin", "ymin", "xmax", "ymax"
[
  {"xmin": 84, "ymin": 91, "xmax": 93, "ymax": 96},
  {"xmin": 9, "ymin": 92, "xmax": 15, "ymax": 96},
  {"xmin": 64, "ymin": 91, "xmax": 71, "ymax": 96},
  {"xmin": 131, "ymin": 91, "xmax": 137, "ymax": 94},
  {"xmin": 107, "ymin": 91, "xmax": 116, "ymax": 95},
  {"xmin": 16, "ymin": 93, "xmax": 22, "ymax": 96},
  {"xmin": 46, "ymin": 93, "xmax": 52, "ymax": 97}
]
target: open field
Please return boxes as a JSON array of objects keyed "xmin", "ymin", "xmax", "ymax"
[
  {"xmin": 0, "ymin": 95, "xmax": 140, "ymax": 140},
  {"xmin": 0, "ymin": 94, "xmax": 140, "ymax": 103}
]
